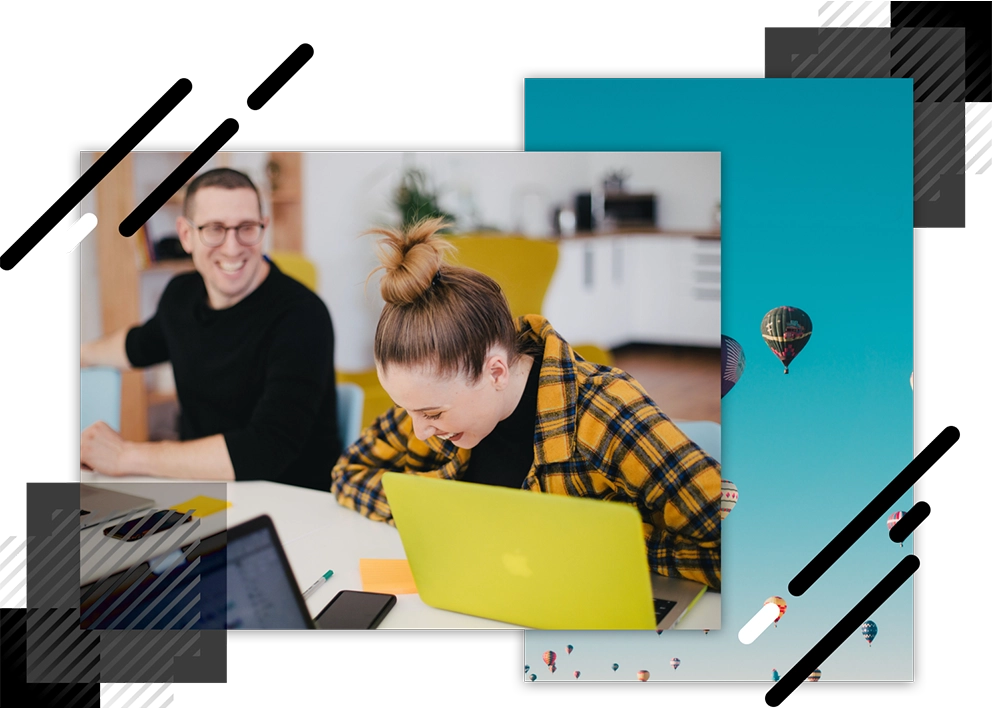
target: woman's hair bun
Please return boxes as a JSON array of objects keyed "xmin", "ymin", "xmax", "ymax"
[{"xmin": 369, "ymin": 217, "xmax": 454, "ymax": 306}]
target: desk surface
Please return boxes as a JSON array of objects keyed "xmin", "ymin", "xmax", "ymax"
[{"xmin": 79, "ymin": 471, "xmax": 720, "ymax": 630}]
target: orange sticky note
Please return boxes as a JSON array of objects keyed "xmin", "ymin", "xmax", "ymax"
[
  {"xmin": 359, "ymin": 558, "xmax": 418, "ymax": 595},
  {"xmin": 169, "ymin": 495, "xmax": 232, "ymax": 519}
]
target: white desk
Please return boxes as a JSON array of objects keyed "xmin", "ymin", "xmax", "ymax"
[{"xmin": 79, "ymin": 471, "xmax": 720, "ymax": 630}]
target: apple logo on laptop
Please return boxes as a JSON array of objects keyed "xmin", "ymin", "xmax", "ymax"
[{"xmin": 502, "ymin": 551, "xmax": 533, "ymax": 577}]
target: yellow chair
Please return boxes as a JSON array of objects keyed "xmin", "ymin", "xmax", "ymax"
[
  {"xmin": 446, "ymin": 234, "xmax": 614, "ymax": 367},
  {"xmin": 269, "ymin": 251, "xmax": 318, "ymax": 292},
  {"xmin": 343, "ymin": 234, "xmax": 614, "ymax": 428},
  {"xmin": 441, "ymin": 234, "xmax": 559, "ymax": 318}
]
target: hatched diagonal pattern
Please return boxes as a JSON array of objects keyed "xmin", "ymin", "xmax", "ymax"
[
  {"xmin": 818, "ymin": 1, "xmax": 890, "ymax": 28},
  {"xmin": 24, "ymin": 484, "xmax": 213, "ymax": 685},
  {"xmin": 794, "ymin": 27, "xmax": 894, "ymax": 78},
  {"xmin": 101, "ymin": 682, "xmax": 174, "ymax": 708},
  {"xmin": 891, "ymin": 27, "xmax": 966, "ymax": 102},
  {"xmin": 965, "ymin": 102, "xmax": 992, "ymax": 174},
  {"xmin": 913, "ymin": 101, "xmax": 965, "ymax": 201}
]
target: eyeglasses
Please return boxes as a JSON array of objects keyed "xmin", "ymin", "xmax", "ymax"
[{"xmin": 187, "ymin": 220, "xmax": 265, "ymax": 247}]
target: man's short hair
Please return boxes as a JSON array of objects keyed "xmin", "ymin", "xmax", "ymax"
[{"xmin": 183, "ymin": 168, "xmax": 262, "ymax": 218}]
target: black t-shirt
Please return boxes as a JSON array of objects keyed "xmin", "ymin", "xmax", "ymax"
[
  {"xmin": 125, "ymin": 261, "xmax": 341, "ymax": 490},
  {"xmin": 461, "ymin": 356, "xmax": 541, "ymax": 489}
]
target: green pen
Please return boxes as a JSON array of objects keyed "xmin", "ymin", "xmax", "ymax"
[{"xmin": 302, "ymin": 570, "xmax": 334, "ymax": 599}]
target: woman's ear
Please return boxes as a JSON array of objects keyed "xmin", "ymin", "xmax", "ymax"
[{"xmin": 486, "ymin": 351, "xmax": 511, "ymax": 390}]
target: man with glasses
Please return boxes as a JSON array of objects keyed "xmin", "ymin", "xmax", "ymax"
[{"xmin": 80, "ymin": 168, "xmax": 341, "ymax": 490}]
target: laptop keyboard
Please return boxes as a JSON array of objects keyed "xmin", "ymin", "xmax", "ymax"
[{"xmin": 654, "ymin": 597, "xmax": 677, "ymax": 626}]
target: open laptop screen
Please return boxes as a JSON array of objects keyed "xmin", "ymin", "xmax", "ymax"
[
  {"xmin": 221, "ymin": 522, "xmax": 311, "ymax": 629},
  {"xmin": 80, "ymin": 516, "xmax": 313, "ymax": 630}
]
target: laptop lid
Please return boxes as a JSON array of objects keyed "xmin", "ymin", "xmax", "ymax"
[
  {"xmin": 381, "ymin": 473, "xmax": 657, "ymax": 630},
  {"xmin": 79, "ymin": 484, "xmax": 155, "ymax": 529},
  {"xmin": 81, "ymin": 515, "xmax": 315, "ymax": 630}
]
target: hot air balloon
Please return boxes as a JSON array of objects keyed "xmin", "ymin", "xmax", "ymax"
[
  {"xmin": 887, "ymin": 511, "xmax": 905, "ymax": 547},
  {"xmin": 720, "ymin": 480, "xmax": 738, "ymax": 520},
  {"xmin": 703, "ymin": 629, "xmax": 710, "ymax": 635},
  {"xmin": 656, "ymin": 629, "xmax": 664, "ymax": 636},
  {"xmin": 550, "ymin": 664, "xmax": 557, "ymax": 674},
  {"xmin": 807, "ymin": 669, "xmax": 822, "ymax": 682},
  {"xmin": 543, "ymin": 651, "xmax": 556, "ymax": 668},
  {"xmin": 670, "ymin": 658, "xmax": 681, "ymax": 671},
  {"xmin": 772, "ymin": 669, "xmax": 780, "ymax": 682},
  {"xmin": 573, "ymin": 671, "xmax": 580, "ymax": 679},
  {"xmin": 529, "ymin": 674, "xmax": 537, "ymax": 682},
  {"xmin": 862, "ymin": 620, "xmax": 877, "ymax": 647},
  {"xmin": 764, "ymin": 596, "xmax": 787, "ymax": 627},
  {"xmin": 612, "ymin": 663, "xmax": 619, "ymax": 672},
  {"xmin": 721, "ymin": 335, "xmax": 746, "ymax": 397},
  {"xmin": 524, "ymin": 665, "xmax": 530, "ymax": 673},
  {"xmin": 761, "ymin": 306, "xmax": 812, "ymax": 374},
  {"xmin": 637, "ymin": 670, "xmax": 650, "ymax": 682},
  {"xmin": 566, "ymin": 644, "xmax": 573, "ymax": 655}
]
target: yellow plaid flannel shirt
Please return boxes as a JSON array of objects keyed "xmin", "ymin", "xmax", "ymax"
[{"xmin": 330, "ymin": 315, "xmax": 722, "ymax": 590}]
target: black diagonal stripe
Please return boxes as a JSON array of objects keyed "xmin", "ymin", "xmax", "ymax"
[
  {"xmin": 889, "ymin": 507, "xmax": 916, "ymax": 544},
  {"xmin": 52, "ymin": 676, "xmax": 101, "ymax": 707},
  {"xmin": 79, "ymin": 150, "xmax": 128, "ymax": 200},
  {"xmin": 893, "ymin": 30, "xmax": 952, "ymax": 81},
  {"xmin": 913, "ymin": 36, "xmax": 965, "ymax": 101},
  {"xmin": 120, "ymin": 150, "xmax": 216, "ymax": 236},
  {"xmin": 891, "ymin": 26, "xmax": 937, "ymax": 66},
  {"xmin": 892, "ymin": 2, "xmax": 927, "ymax": 28},
  {"xmin": 24, "ymin": 611, "xmax": 90, "ymax": 682},
  {"xmin": 925, "ymin": 60, "xmax": 968, "ymax": 102},
  {"xmin": 247, "ymin": 43, "xmax": 314, "ymax": 110},
  {"xmin": 789, "ymin": 461, "xmax": 914, "ymax": 596},
  {"xmin": 46, "ymin": 633, "xmax": 101, "ymax": 685},
  {"xmin": 779, "ymin": 554, "xmax": 913, "ymax": 682}
]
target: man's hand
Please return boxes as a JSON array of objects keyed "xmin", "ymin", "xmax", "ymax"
[{"xmin": 80, "ymin": 421, "xmax": 134, "ymax": 476}]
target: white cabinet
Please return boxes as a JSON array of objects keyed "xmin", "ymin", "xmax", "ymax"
[
  {"xmin": 543, "ymin": 234, "xmax": 720, "ymax": 349},
  {"xmin": 668, "ymin": 236, "xmax": 721, "ymax": 346},
  {"xmin": 544, "ymin": 237, "xmax": 627, "ymax": 348}
]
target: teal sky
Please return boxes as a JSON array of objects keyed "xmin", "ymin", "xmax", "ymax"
[{"xmin": 523, "ymin": 79, "xmax": 914, "ymax": 682}]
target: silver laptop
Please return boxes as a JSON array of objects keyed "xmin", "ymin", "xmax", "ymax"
[
  {"xmin": 651, "ymin": 573, "xmax": 712, "ymax": 631},
  {"xmin": 79, "ymin": 484, "xmax": 155, "ymax": 529}
]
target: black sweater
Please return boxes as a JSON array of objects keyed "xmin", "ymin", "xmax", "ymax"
[{"xmin": 125, "ymin": 262, "xmax": 341, "ymax": 490}]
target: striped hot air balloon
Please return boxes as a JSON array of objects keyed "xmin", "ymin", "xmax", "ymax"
[
  {"xmin": 720, "ymin": 479, "xmax": 738, "ymax": 520},
  {"xmin": 573, "ymin": 671, "xmax": 580, "ymax": 679},
  {"xmin": 670, "ymin": 658, "xmax": 681, "ymax": 671},
  {"xmin": 721, "ymin": 335, "xmax": 746, "ymax": 397},
  {"xmin": 807, "ymin": 669, "xmax": 822, "ymax": 682},
  {"xmin": 612, "ymin": 663, "xmax": 619, "ymax": 672},
  {"xmin": 637, "ymin": 670, "xmax": 650, "ymax": 682},
  {"xmin": 887, "ymin": 511, "xmax": 906, "ymax": 547},
  {"xmin": 772, "ymin": 669, "xmax": 780, "ymax": 682},
  {"xmin": 761, "ymin": 306, "xmax": 813, "ymax": 374},
  {"xmin": 550, "ymin": 664, "xmax": 557, "ymax": 674},
  {"xmin": 528, "ymin": 674, "xmax": 537, "ymax": 682},
  {"xmin": 862, "ymin": 620, "xmax": 878, "ymax": 647},
  {"xmin": 764, "ymin": 596, "xmax": 787, "ymax": 627},
  {"xmin": 543, "ymin": 651, "xmax": 556, "ymax": 668},
  {"xmin": 566, "ymin": 644, "xmax": 573, "ymax": 654}
]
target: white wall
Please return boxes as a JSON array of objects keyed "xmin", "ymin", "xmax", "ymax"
[{"xmin": 79, "ymin": 151, "xmax": 720, "ymax": 372}]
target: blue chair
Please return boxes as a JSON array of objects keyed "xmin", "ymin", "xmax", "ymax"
[
  {"xmin": 674, "ymin": 420, "xmax": 721, "ymax": 463},
  {"xmin": 336, "ymin": 382, "xmax": 365, "ymax": 451},
  {"xmin": 80, "ymin": 366, "xmax": 122, "ymax": 433}
]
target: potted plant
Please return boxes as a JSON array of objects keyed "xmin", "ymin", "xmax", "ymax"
[{"xmin": 394, "ymin": 168, "xmax": 456, "ymax": 230}]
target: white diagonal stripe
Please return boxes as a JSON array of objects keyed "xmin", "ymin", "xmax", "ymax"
[
  {"xmin": 818, "ymin": 0, "xmax": 888, "ymax": 27},
  {"xmin": 966, "ymin": 102, "xmax": 992, "ymax": 174}
]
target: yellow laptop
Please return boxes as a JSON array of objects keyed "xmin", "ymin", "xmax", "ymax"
[{"xmin": 381, "ymin": 473, "xmax": 658, "ymax": 630}]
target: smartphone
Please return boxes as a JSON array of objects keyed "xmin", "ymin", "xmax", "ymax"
[
  {"xmin": 313, "ymin": 590, "xmax": 397, "ymax": 630},
  {"xmin": 104, "ymin": 510, "xmax": 192, "ymax": 541}
]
